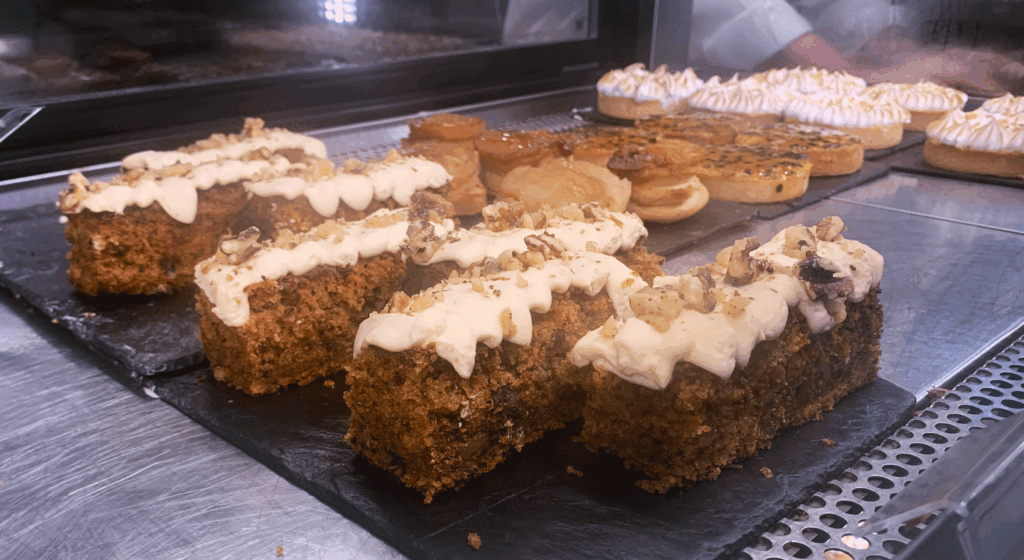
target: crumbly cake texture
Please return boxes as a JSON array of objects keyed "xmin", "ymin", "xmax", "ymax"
[
  {"xmin": 349, "ymin": 216, "xmax": 883, "ymax": 500},
  {"xmin": 346, "ymin": 290, "xmax": 613, "ymax": 502},
  {"xmin": 198, "ymin": 253, "xmax": 407, "ymax": 395},
  {"xmin": 580, "ymin": 290, "xmax": 881, "ymax": 492},
  {"xmin": 64, "ymin": 181, "xmax": 249, "ymax": 296}
]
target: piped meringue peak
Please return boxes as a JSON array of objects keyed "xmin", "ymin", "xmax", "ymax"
[
  {"xmin": 864, "ymin": 81, "xmax": 968, "ymax": 113},
  {"xmin": 980, "ymin": 94, "xmax": 1024, "ymax": 118},
  {"xmin": 784, "ymin": 93, "xmax": 910, "ymax": 127},
  {"xmin": 688, "ymin": 75, "xmax": 791, "ymax": 116},
  {"xmin": 926, "ymin": 109, "xmax": 1024, "ymax": 153},
  {"xmin": 598, "ymin": 63, "xmax": 705, "ymax": 109}
]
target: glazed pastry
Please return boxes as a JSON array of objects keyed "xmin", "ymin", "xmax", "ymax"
[
  {"xmin": 497, "ymin": 158, "xmax": 632, "ymax": 213},
  {"xmin": 403, "ymin": 113, "xmax": 488, "ymax": 215},
  {"xmin": 560, "ymin": 126, "xmax": 663, "ymax": 167},
  {"xmin": 682, "ymin": 144, "xmax": 811, "ymax": 203},
  {"xmin": 734, "ymin": 123, "xmax": 864, "ymax": 177},
  {"xmin": 474, "ymin": 129, "xmax": 568, "ymax": 194},
  {"xmin": 633, "ymin": 112, "xmax": 746, "ymax": 145}
]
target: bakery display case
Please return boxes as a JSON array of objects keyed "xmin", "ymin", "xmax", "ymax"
[{"xmin": 2, "ymin": 1, "xmax": 1024, "ymax": 560}]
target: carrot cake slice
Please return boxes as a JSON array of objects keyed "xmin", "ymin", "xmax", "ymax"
[
  {"xmin": 572, "ymin": 217, "xmax": 884, "ymax": 491},
  {"xmin": 348, "ymin": 247, "xmax": 649, "ymax": 502},
  {"xmin": 195, "ymin": 198, "xmax": 655, "ymax": 396}
]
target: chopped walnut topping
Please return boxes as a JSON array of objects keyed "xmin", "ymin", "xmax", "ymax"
[
  {"xmin": 815, "ymin": 216, "xmax": 846, "ymax": 242},
  {"xmin": 639, "ymin": 314, "xmax": 672, "ymax": 333},
  {"xmin": 471, "ymin": 277, "xmax": 485, "ymax": 293},
  {"xmin": 385, "ymin": 292, "xmax": 411, "ymax": 313},
  {"xmin": 482, "ymin": 201, "xmax": 525, "ymax": 232},
  {"xmin": 630, "ymin": 287, "xmax": 684, "ymax": 324},
  {"xmin": 409, "ymin": 191, "xmax": 454, "ymax": 223},
  {"xmin": 219, "ymin": 227, "xmax": 262, "ymax": 264},
  {"xmin": 722, "ymin": 296, "xmax": 752, "ymax": 318},
  {"xmin": 162, "ymin": 164, "xmax": 191, "ymax": 178},
  {"xmin": 600, "ymin": 316, "xmax": 620, "ymax": 338},
  {"xmin": 363, "ymin": 211, "xmax": 406, "ymax": 229},
  {"xmin": 342, "ymin": 158, "xmax": 365, "ymax": 173},
  {"xmin": 405, "ymin": 219, "xmax": 445, "ymax": 265},
  {"xmin": 242, "ymin": 117, "xmax": 266, "ymax": 138},
  {"xmin": 515, "ymin": 274, "xmax": 529, "ymax": 288},
  {"xmin": 719, "ymin": 237, "xmax": 762, "ymax": 286},
  {"xmin": 529, "ymin": 211, "xmax": 547, "ymax": 229},
  {"xmin": 560, "ymin": 204, "xmax": 586, "ymax": 222},
  {"xmin": 797, "ymin": 255, "xmax": 854, "ymax": 301},
  {"xmin": 499, "ymin": 307, "xmax": 517, "ymax": 337},
  {"xmin": 783, "ymin": 225, "xmax": 817, "ymax": 260},
  {"xmin": 679, "ymin": 274, "xmax": 717, "ymax": 313},
  {"xmin": 275, "ymin": 228, "xmax": 299, "ymax": 249},
  {"xmin": 315, "ymin": 221, "xmax": 347, "ymax": 241},
  {"xmin": 621, "ymin": 277, "xmax": 635, "ymax": 289},
  {"xmin": 498, "ymin": 250, "xmax": 524, "ymax": 272},
  {"xmin": 409, "ymin": 295, "xmax": 436, "ymax": 313},
  {"xmin": 520, "ymin": 250, "xmax": 545, "ymax": 268}
]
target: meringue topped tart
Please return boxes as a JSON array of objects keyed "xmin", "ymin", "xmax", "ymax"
[
  {"xmin": 864, "ymin": 81, "xmax": 968, "ymax": 131},
  {"xmin": 979, "ymin": 94, "xmax": 1024, "ymax": 119},
  {"xmin": 686, "ymin": 76, "xmax": 790, "ymax": 128},
  {"xmin": 784, "ymin": 93, "xmax": 910, "ymax": 149},
  {"xmin": 597, "ymin": 63, "xmax": 705, "ymax": 119},
  {"xmin": 923, "ymin": 109, "xmax": 1024, "ymax": 177},
  {"xmin": 749, "ymin": 66, "xmax": 867, "ymax": 96}
]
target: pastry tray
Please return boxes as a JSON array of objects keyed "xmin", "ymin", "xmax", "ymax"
[
  {"xmin": 885, "ymin": 144, "xmax": 1024, "ymax": 189},
  {"xmin": 153, "ymin": 368, "xmax": 915, "ymax": 560},
  {"xmin": 0, "ymin": 204, "xmax": 205, "ymax": 376}
]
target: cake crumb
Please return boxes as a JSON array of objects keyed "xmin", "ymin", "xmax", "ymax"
[
  {"xmin": 195, "ymin": 375, "xmax": 207, "ymax": 384},
  {"xmin": 822, "ymin": 438, "xmax": 837, "ymax": 447},
  {"xmin": 324, "ymin": 379, "xmax": 336, "ymax": 389},
  {"xmin": 468, "ymin": 533, "xmax": 481, "ymax": 550},
  {"xmin": 51, "ymin": 318, "xmax": 58, "ymax": 324},
  {"xmin": 761, "ymin": 467, "xmax": 774, "ymax": 479},
  {"xmin": 275, "ymin": 545, "xmax": 283, "ymax": 557},
  {"xmin": 566, "ymin": 466, "xmax": 583, "ymax": 477},
  {"xmin": 927, "ymin": 387, "xmax": 949, "ymax": 401},
  {"xmin": 82, "ymin": 312, "xmax": 96, "ymax": 319}
]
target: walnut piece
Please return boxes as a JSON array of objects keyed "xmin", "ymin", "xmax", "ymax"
[
  {"xmin": 405, "ymin": 218, "xmax": 446, "ymax": 265},
  {"xmin": 783, "ymin": 225, "xmax": 817, "ymax": 260},
  {"xmin": 722, "ymin": 296, "xmax": 752, "ymax": 318},
  {"xmin": 499, "ymin": 307, "xmax": 517, "ymax": 337},
  {"xmin": 629, "ymin": 287, "xmax": 684, "ymax": 324},
  {"xmin": 219, "ymin": 227, "xmax": 262, "ymax": 264},
  {"xmin": 719, "ymin": 237, "xmax": 762, "ymax": 286},
  {"xmin": 482, "ymin": 201, "xmax": 525, "ymax": 232},
  {"xmin": 797, "ymin": 254, "xmax": 854, "ymax": 301},
  {"xmin": 815, "ymin": 216, "xmax": 846, "ymax": 242}
]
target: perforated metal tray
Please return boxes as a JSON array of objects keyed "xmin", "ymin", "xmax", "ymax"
[{"xmin": 740, "ymin": 331, "xmax": 1024, "ymax": 560}]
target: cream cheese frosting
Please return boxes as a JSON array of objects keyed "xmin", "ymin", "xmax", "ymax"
[
  {"xmin": 864, "ymin": 81, "xmax": 967, "ymax": 112},
  {"xmin": 422, "ymin": 204, "xmax": 647, "ymax": 268},
  {"xmin": 194, "ymin": 208, "xmax": 457, "ymax": 327},
  {"xmin": 245, "ymin": 155, "xmax": 451, "ymax": 215},
  {"xmin": 688, "ymin": 75, "xmax": 791, "ymax": 116},
  {"xmin": 61, "ymin": 157, "xmax": 290, "ymax": 223},
  {"xmin": 122, "ymin": 129, "xmax": 327, "ymax": 171},
  {"xmin": 355, "ymin": 251, "xmax": 646, "ymax": 378},
  {"xmin": 926, "ymin": 109, "xmax": 1024, "ymax": 153},
  {"xmin": 980, "ymin": 94, "xmax": 1024, "ymax": 117},
  {"xmin": 597, "ymin": 63, "xmax": 705, "ymax": 109},
  {"xmin": 570, "ymin": 218, "xmax": 883, "ymax": 390},
  {"xmin": 784, "ymin": 93, "xmax": 910, "ymax": 127}
]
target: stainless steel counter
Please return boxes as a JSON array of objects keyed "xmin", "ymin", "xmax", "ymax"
[{"xmin": 2, "ymin": 92, "xmax": 1024, "ymax": 559}]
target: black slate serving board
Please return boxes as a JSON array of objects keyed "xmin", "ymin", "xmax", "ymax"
[
  {"xmin": 0, "ymin": 203, "xmax": 205, "ymax": 376},
  {"xmin": 752, "ymin": 160, "xmax": 890, "ymax": 220},
  {"xmin": 154, "ymin": 372, "xmax": 915, "ymax": 560},
  {"xmin": 885, "ymin": 144, "xmax": 1024, "ymax": 189}
]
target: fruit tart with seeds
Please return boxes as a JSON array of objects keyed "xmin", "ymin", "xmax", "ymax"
[
  {"xmin": 734, "ymin": 123, "xmax": 864, "ymax": 177},
  {"xmin": 559, "ymin": 126, "xmax": 664, "ymax": 167},
  {"xmin": 682, "ymin": 144, "xmax": 811, "ymax": 203},
  {"xmin": 633, "ymin": 112, "xmax": 747, "ymax": 145},
  {"xmin": 474, "ymin": 129, "xmax": 570, "ymax": 194},
  {"xmin": 606, "ymin": 139, "xmax": 710, "ymax": 222}
]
